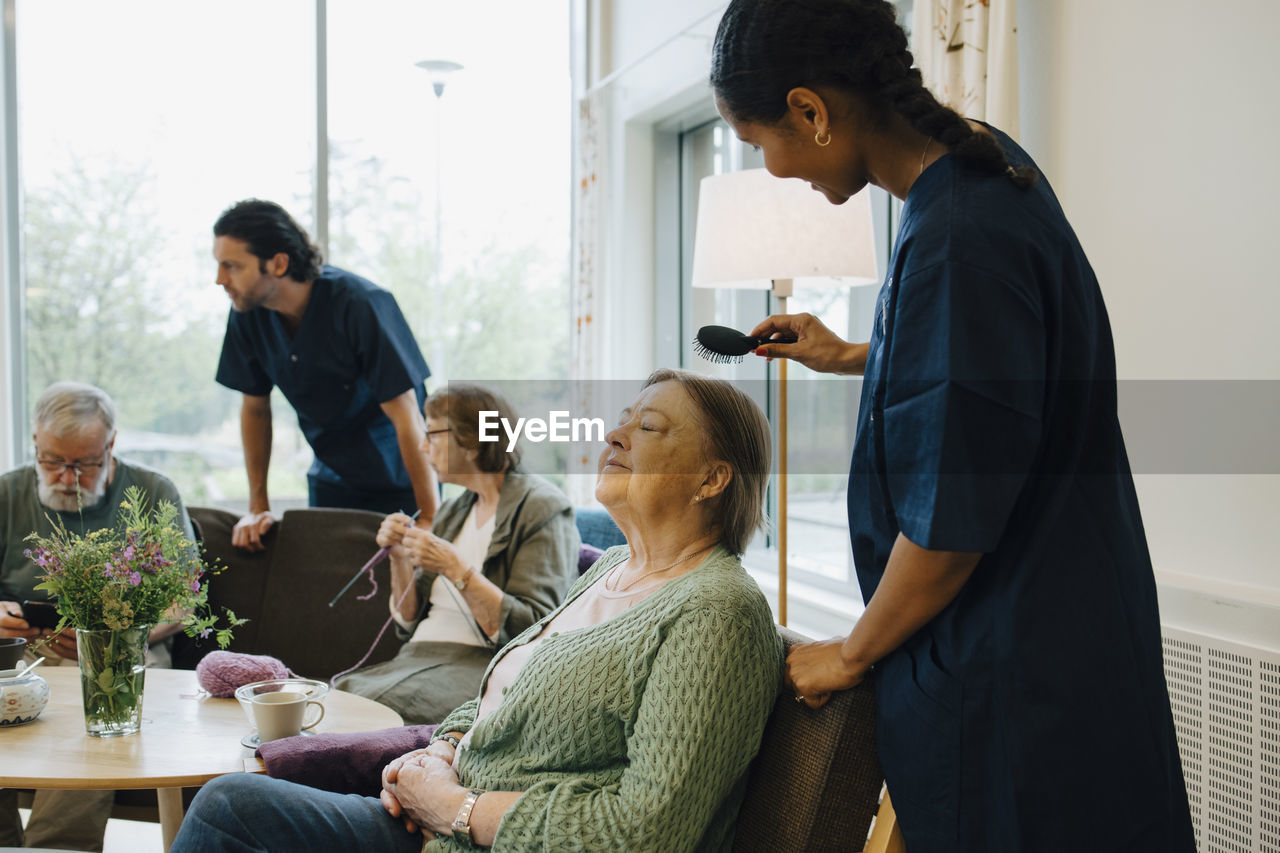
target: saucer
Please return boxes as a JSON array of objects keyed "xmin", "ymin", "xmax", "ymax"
[{"xmin": 241, "ymin": 729, "xmax": 318, "ymax": 749}]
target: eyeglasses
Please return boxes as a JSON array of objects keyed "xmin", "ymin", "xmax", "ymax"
[
  {"xmin": 35, "ymin": 452, "xmax": 108, "ymax": 476},
  {"xmin": 425, "ymin": 428, "xmax": 452, "ymax": 439}
]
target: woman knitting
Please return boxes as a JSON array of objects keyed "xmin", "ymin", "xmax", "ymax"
[{"xmin": 335, "ymin": 383, "xmax": 579, "ymax": 725}]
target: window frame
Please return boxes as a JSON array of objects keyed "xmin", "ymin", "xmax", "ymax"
[
  {"xmin": 1, "ymin": 0, "xmax": 23, "ymax": 469},
  {"xmin": 657, "ymin": 110, "xmax": 902, "ymax": 633}
]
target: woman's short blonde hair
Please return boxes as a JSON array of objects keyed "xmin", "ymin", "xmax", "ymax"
[
  {"xmin": 643, "ymin": 369, "xmax": 771, "ymax": 555},
  {"xmin": 424, "ymin": 384, "xmax": 521, "ymax": 473}
]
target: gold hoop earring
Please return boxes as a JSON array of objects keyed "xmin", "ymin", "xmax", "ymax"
[{"xmin": 815, "ymin": 129, "xmax": 832, "ymax": 147}]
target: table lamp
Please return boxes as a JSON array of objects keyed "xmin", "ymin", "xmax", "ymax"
[{"xmin": 691, "ymin": 168, "xmax": 878, "ymax": 625}]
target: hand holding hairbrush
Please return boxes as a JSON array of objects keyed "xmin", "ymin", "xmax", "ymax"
[{"xmin": 693, "ymin": 325, "xmax": 798, "ymax": 364}]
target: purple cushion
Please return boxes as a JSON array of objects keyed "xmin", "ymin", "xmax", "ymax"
[
  {"xmin": 578, "ymin": 543, "xmax": 605, "ymax": 575},
  {"xmin": 256, "ymin": 724, "xmax": 437, "ymax": 797}
]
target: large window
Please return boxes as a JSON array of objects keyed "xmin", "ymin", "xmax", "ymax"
[
  {"xmin": 8, "ymin": 0, "xmax": 570, "ymax": 510},
  {"xmin": 17, "ymin": 0, "xmax": 315, "ymax": 507},
  {"xmin": 325, "ymin": 0, "xmax": 571, "ymax": 385},
  {"xmin": 665, "ymin": 116, "xmax": 896, "ymax": 637}
]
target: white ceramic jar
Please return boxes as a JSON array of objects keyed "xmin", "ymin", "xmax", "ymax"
[{"xmin": 0, "ymin": 664, "xmax": 50, "ymax": 726}]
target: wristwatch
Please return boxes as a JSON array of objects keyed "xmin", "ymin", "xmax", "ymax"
[
  {"xmin": 453, "ymin": 567, "xmax": 473, "ymax": 591},
  {"xmin": 452, "ymin": 788, "xmax": 485, "ymax": 847}
]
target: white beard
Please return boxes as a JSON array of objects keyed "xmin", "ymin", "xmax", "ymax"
[{"xmin": 37, "ymin": 467, "xmax": 109, "ymax": 512}]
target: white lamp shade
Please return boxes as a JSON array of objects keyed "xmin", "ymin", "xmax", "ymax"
[{"xmin": 691, "ymin": 168, "xmax": 879, "ymax": 290}]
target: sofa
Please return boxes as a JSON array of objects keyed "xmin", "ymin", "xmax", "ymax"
[
  {"xmin": 178, "ymin": 504, "xmax": 628, "ymax": 679},
  {"xmin": 170, "ymin": 505, "xmax": 900, "ymax": 850}
]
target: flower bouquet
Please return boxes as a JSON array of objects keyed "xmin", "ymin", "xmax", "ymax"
[{"xmin": 24, "ymin": 485, "xmax": 243, "ymax": 737}]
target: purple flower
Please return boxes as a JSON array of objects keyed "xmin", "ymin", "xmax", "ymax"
[
  {"xmin": 27, "ymin": 549, "xmax": 59, "ymax": 575},
  {"xmin": 128, "ymin": 571, "xmax": 142, "ymax": 586},
  {"xmin": 122, "ymin": 544, "xmax": 137, "ymax": 561},
  {"xmin": 199, "ymin": 627, "xmax": 212, "ymax": 639},
  {"xmin": 190, "ymin": 579, "xmax": 201, "ymax": 592}
]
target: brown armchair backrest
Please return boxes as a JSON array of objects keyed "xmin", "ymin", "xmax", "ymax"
[{"xmin": 733, "ymin": 626, "xmax": 886, "ymax": 853}]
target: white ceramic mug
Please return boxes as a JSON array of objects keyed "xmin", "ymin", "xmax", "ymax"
[{"xmin": 250, "ymin": 690, "xmax": 325, "ymax": 742}]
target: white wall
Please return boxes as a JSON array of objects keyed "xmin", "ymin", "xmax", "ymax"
[
  {"xmin": 591, "ymin": 0, "xmax": 1280, "ymax": 604},
  {"xmin": 1019, "ymin": 0, "xmax": 1280, "ymax": 602}
]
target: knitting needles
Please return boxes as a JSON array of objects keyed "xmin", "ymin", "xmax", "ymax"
[{"xmin": 327, "ymin": 509, "xmax": 421, "ymax": 608}]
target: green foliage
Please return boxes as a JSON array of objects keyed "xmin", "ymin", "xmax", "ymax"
[
  {"xmin": 23, "ymin": 160, "xmax": 233, "ymax": 435},
  {"xmin": 323, "ymin": 142, "xmax": 571, "ymax": 383},
  {"xmin": 25, "ymin": 485, "xmax": 244, "ymax": 644},
  {"xmin": 438, "ymin": 242, "xmax": 570, "ymax": 382}
]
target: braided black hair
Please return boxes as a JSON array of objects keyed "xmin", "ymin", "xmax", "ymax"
[{"xmin": 711, "ymin": 0, "xmax": 1037, "ymax": 189}]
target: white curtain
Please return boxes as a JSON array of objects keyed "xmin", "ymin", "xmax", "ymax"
[
  {"xmin": 911, "ymin": 0, "xmax": 1020, "ymax": 138},
  {"xmin": 568, "ymin": 88, "xmax": 608, "ymax": 504}
]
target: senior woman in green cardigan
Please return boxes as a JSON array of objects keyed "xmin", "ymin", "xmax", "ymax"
[{"xmin": 172, "ymin": 369, "xmax": 783, "ymax": 853}]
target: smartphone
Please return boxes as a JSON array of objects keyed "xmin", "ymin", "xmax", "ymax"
[{"xmin": 20, "ymin": 599, "xmax": 61, "ymax": 630}]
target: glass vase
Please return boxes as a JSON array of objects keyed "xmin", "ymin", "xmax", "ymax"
[{"xmin": 75, "ymin": 624, "xmax": 150, "ymax": 737}]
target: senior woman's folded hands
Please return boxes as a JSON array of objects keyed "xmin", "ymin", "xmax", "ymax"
[
  {"xmin": 380, "ymin": 743, "xmax": 459, "ymax": 837},
  {"xmin": 380, "ymin": 743, "xmax": 523, "ymax": 846}
]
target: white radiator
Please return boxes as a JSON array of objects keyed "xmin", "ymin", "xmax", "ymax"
[{"xmin": 1163, "ymin": 625, "xmax": 1280, "ymax": 852}]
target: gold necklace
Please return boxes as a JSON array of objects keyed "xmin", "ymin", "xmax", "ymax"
[
  {"xmin": 605, "ymin": 545, "xmax": 714, "ymax": 593},
  {"xmin": 919, "ymin": 136, "xmax": 933, "ymax": 174}
]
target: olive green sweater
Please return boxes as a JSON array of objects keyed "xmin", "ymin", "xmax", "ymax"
[{"xmin": 430, "ymin": 545, "xmax": 783, "ymax": 852}]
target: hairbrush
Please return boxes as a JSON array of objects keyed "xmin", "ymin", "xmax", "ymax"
[{"xmin": 693, "ymin": 325, "xmax": 797, "ymax": 364}]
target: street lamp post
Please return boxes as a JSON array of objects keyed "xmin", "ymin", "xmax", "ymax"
[{"xmin": 415, "ymin": 59, "xmax": 463, "ymax": 384}]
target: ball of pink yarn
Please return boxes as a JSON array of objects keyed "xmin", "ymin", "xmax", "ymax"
[{"xmin": 196, "ymin": 651, "xmax": 291, "ymax": 697}]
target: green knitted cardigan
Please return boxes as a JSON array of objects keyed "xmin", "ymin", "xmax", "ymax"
[{"xmin": 429, "ymin": 544, "xmax": 783, "ymax": 852}]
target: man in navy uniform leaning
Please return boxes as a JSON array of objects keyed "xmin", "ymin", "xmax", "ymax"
[{"xmin": 213, "ymin": 199, "xmax": 438, "ymax": 550}]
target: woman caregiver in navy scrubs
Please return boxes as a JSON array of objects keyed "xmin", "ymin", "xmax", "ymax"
[{"xmin": 711, "ymin": 1, "xmax": 1194, "ymax": 851}]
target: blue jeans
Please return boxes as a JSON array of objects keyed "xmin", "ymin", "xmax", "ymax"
[{"xmin": 170, "ymin": 774, "xmax": 425, "ymax": 853}]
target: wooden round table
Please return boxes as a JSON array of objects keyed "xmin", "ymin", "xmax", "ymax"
[{"xmin": 0, "ymin": 666, "xmax": 403, "ymax": 850}]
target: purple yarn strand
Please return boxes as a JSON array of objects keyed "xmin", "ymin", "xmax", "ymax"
[
  {"xmin": 329, "ymin": 572, "xmax": 419, "ymax": 688},
  {"xmin": 355, "ymin": 548, "xmax": 385, "ymax": 601},
  {"xmin": 328, "ymin": 546, "xmax": 390, "ymax": 608}
]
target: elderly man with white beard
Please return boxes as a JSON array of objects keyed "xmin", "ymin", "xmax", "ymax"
[{"xmin": 0, "ymin": 380, "xmax": 195, "ymax": 852}]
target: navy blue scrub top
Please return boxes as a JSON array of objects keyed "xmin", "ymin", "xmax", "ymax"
[
  {"xmin": 848, "ymin": 128, "xmax": 1193, "ymax": 852},
  {"xmin": 216, "ymin": 266, "xmax": 429, "ymax": 494}
]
